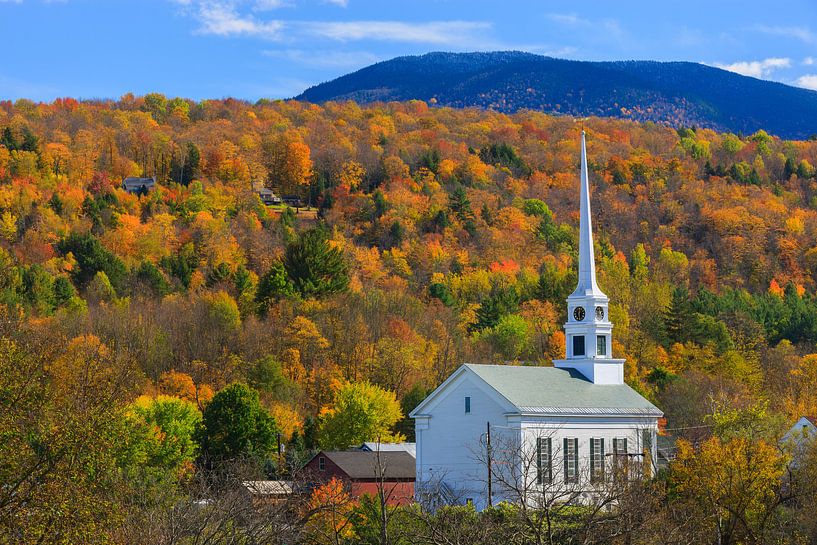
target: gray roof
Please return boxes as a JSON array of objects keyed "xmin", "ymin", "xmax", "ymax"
[
  {"xmin": 464, "ymin": 364, "xmax": 662, "ymax": 416},
  {"xmin": 242, "ymin": 480, "xmax": 293, "ymax": 495},
  {"xmin": 360, "ymin": 442, "xmax": 416, "ymax": 457},
  {"xmin": 320, "ymin": 451, "xmax": 415, "ymax": 480},
  {"xmin": 122, "ymin": 176, "xmax": 156, "ymax": 189}
]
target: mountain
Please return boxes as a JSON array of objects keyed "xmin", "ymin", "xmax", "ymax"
[{"xmin": 296, "ymin": 51, "xmax": 817, "ymax": 139}]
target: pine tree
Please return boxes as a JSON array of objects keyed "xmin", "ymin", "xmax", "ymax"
[
  {"xmin": 665, "ymin": 286, "xmax": 694, "ymax": 346},
  {"xmin": 284, "ymin": 227, "xmax": 349, "ymax": 298}
]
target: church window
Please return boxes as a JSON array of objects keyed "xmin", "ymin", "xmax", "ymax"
[
  {"xmin": 613, "ymin": 438, "xmax": 628, "ymax": 481},
  {"xmin": 572, "ymin": 335, "xmax": 585, "ymax": 357},
  {"xmin": 597, "ymin": 335, "xmax": 607, "ymax": 356},
  {"xmin": 642, "ymin": 429, "xmax": 654, "ymax": 478},
  {"xmin": 563, "ymin": 438, "xmax": 579, "ymax": 484},
  {"xmin": 465, "ymin": 396, "xmax": 471, "ymax": 414},
  {"xmin": 590, "ymin": 438, "xmax": 605, "ymax": 483},
  {"xmin": 536, "ymin": 437, "xmax": 552, "ymax": 484}
]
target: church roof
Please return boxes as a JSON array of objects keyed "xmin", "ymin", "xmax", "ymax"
[{"xmin": 463, "ymin": 364, "xmax": 662, "ymax": 416}]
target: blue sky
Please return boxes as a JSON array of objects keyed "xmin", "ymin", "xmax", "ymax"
[{"xmin": 1, "ymin": 0, "xmax": 816, "ymax": 101}]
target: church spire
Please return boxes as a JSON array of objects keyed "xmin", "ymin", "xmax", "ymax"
[
  {"xmin": 574, "ymin": 130, "xmax": 603, "ymax": 298},
  {"xmin": 552, "ymin": 129, "xmax": 624, "ymax": 385}
]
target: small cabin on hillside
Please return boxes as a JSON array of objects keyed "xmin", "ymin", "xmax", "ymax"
[
  {"xmin": 304, "ymin": 450, "xmax": 415, "ymax": 505},
  {"xmin": 782, "ymin": 416, "xmax": 817, "ymax": 465},
  {"xmin": 122, "ymin": 176, "xmax": 156, "ymax": 194},
  {"xmin": 256, "ymin": 188, "xmax": 281, "ymax": 205}
]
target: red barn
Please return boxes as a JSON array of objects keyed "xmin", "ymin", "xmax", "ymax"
[{"xmin": 304, "ymin": 450, "xmax": 415, "ymax": 505}]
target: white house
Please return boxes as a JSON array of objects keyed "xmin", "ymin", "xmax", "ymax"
[
  {"xmin": 410, "ymin": 131, "xmax": 663, "ymax": 510},
  {"xmin": 781, "ymin": 416, "xmax": 817, "ymax": 465}
]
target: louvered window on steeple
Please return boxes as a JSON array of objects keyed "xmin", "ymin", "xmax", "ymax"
[
  {"xmin": 572, "ymin": 335, "xmax": 585, "ymax": 357},
  {"xmin": 597, "ymin": 335, "xmax": 606, "ymax": 356},
  {"xmin": 564, "ymin": 438, "xmax": 579, "ymax": 484}
]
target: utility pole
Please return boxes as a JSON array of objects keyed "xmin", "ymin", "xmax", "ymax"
[{"xmin": 487, "ymin": 421, "xmax": 492, "ymax": 508}]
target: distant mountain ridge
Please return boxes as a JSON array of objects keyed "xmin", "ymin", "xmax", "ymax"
[{"xmin": 296, "ymin": 51, "xmax": 817, "ymax": 139}]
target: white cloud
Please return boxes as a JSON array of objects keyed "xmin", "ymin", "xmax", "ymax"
[
  {"xmin": 713, "ymin": 57, "xmax": 791, "ymax": 79},
  {"xmin": 804, "ymin": 56, "xmax": 815, "ymax": 66},
  {"xmin": 323, "ymin": 0, "xmax": 348, "ymax": 6},
  {"xmin": 172, "ymin": 1, "xmax": 489, "ymax": 46},
  {"xmin": 262, "ymin": 48, "xmax": 379, "ymax": 68},
  {"xmin": 190, "ymin": 1, "xmax": 283, "ymax": 38},
  {"xmin": 253, "ymin": 0, "xmax": 288, "ymax": 9},
  {"xmin": 752, "ymin": 25, "xmax": 817, "ymax": 45},
  {"xmin": 299, "ymin": 20, "xmax": 491, "ymax": 45},
  {"xmin": 546, "ymin": 13, "xmax": 590, "ymax": 26},
  {"xmin": 796, "ymin": 74, "xmax": 817, "ymax": 90}
]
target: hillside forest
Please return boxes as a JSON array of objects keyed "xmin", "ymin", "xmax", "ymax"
[{"xmin": 4, "ymin": 95, "xmax": 817, "ymax": 543}]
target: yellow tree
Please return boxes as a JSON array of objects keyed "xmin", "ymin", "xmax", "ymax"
[
  {"xmin": 671, "ymin": 435, "xmax": 789, "ymax": 545},
  {"xmin": 318, "ymin": 381, "xmax": 404, "ymax": 449},
  {"xmin": 263, "ymin": 132, "xmax": 313, "ymax": 196}
]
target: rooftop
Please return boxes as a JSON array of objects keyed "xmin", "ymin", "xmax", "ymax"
[
  {"xmin": 317, "ymin": 450, "xmax": 415, "ymax": 480},
  {"xmin": 360, "ymin": 442, "xmax": 416, "ymax": 457},
  {"xmin": 463, "ymin": 364, "xmax": 662, "ymax": 416},
  {"xmin": 242, "ymin": 480, "xmax": 293, "ymax": 496}
]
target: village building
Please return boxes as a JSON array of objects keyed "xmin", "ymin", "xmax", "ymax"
[
  {"xmin": 304, "ymin": 450, "xmax": 415, "ymax": 505},
  {"xmin": 122, "ymin": 176, "xmax": 156, "ymax": 194},
  {"xmin": 241, "ymin": 480, "xmax": 294, "ymax": 505},
  {"xmin": 781, "ymin": 416, "xmax": 817, "ymax": 466},
  {"xmin": 410, "ymin": 131, "xmax": 663, "ymax": 510},
  {"xmin": 256, "ymin": 187, "xmax": 282, "ymax": 205}
]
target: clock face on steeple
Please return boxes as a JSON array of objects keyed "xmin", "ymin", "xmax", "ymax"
[
  {"xmin": 595, "ymin": 306, "xmax": 604, "ymax": 320},
  {"xmin": 573, "ymin": 306, "xmax": 586, "ymax": 321}
]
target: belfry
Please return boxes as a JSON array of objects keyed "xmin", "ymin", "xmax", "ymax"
[{"xmin": 553, "ymin": 131, "xmax": 625, "ymax": 385}]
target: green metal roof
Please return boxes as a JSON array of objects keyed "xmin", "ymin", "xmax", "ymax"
[{"xmin": 464, "ymin": 364, "xmax": 662, "ymax": 416}]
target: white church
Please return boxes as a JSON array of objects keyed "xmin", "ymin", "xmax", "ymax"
[{"xmin": 410, "ymin": 131, "xmax": 663, "ymax": 509}]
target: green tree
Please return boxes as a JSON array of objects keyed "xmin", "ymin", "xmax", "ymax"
[
  {"xmin": 123, "ymin": 395, "xmax": 201, "ymax": 476},
  {"xmin": 58, "ymin": 232, "xmax": 128, "ymax": 291},
  {"xmin": 488, "ymin": 314, "xmax": 531, "ymax": 360},
  {"xmin": 318, "ymin": 381, "xmax": 404, "ymax": 450},
  {"xmin": 21, "ymin": 265, "xmax": 55, "ymax": 314},
  {"xmin": 196, "ymin": 383, "xmax": 279, "ymax": 462},
  {"xmin": 87, "ymin": 270, "xmax": 117, "ymax": 303},
  {"xmin": 256, "ymin": 260, "xmax": 295, "ymax": 313},
  {"xmin": 284, "ymin": 227, "xmax": 349, "ymax": 298},
  {"xmin": 247, "ymin": 355, "xmax": 294, "ymax": 400}
]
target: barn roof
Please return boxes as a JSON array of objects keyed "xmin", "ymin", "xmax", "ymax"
[{"xmin": 317, "ymin": 451, "xmax": 415, "ymax": 480}]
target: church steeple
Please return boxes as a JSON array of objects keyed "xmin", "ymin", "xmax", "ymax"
[
  {"xmin": 553, "ymin": 130, "xmax": 625, "ymax": 385},
  {"xmin": 574, "ymin": 130, "xmax": 604, "ymax": 298}
]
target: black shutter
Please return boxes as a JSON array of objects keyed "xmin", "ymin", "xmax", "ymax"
[
  {"xmin": 590, "ymin": 438, "xmax": 596, "ymax": 476},
  {"xmin": 564, "ymin": 438, "xmax": 569, "ymax": 483},
  {"xmin": 547, "ymin": 438, "xmax": 552, "ymax": 483},
  {"xmin": 573, "ymin": 439, "xmax": 579, "ymax": 482},
  {"xmin": 600, "ymin": 438, "xmax": 605, "ymax": 480}
]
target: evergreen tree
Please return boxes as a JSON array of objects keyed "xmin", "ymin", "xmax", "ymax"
[
  {"xmin": 256, "ymin": 260, "xmax": 295, "ymax": 314},
  {"xmin": 284, "ymin": 227, "xmax": 349, "ymax": 298},
  {"xmin": 665, "ymin": 286, "xmax": 694, "ymax": 345},
  {"xmin": 58, "ymin": 232, "xmax": 127, "ymax": 291}
]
